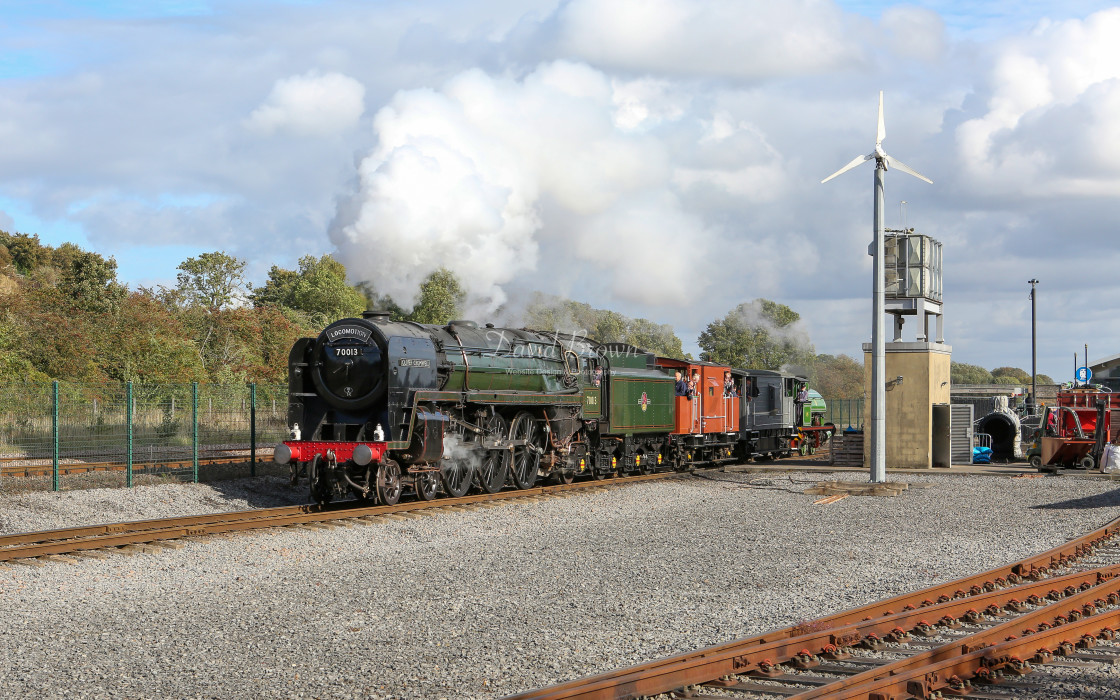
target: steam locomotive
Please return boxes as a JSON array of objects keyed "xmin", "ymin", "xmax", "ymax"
[{"xmin": 274, "ymin": 312, "xmax": 809, "ymax": 505}]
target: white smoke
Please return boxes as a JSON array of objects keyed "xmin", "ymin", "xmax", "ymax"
[
  {"xmin": 440, "ymin": 435, "xmax": 484, "ymax": 472},
  {"xmin": 330, "ymin": 60, "xmax": 717, "ymax": 311},
  {"xmin": 733, "ymin": 299, "xmax": 814, "ymax": 356}
]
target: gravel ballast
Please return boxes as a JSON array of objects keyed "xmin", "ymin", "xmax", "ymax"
[{"xmin": 2, "ymin": 470, "xmax": 1120, "ymax": 699}]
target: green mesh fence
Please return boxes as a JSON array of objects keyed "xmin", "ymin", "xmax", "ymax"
[
  {"xmin": 0, "ymin": 382, "xmax": 288, "ymax": 490},
  {"xmin": 1, "ymin": 382, "xmax": 861, "ymax": 491}
]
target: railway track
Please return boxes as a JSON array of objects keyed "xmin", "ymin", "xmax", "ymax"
[
  {"xmin": 506, "ymin": 515, "xmax": 1120, "ymax": 700},
  {"xmin": 0, "ymin": 451, "xmax": 273, "ymax": 478},
  {"xmin": 0, "ymin": 440, "xmax": 835, "ymax": 478},
  {"xmin": 0, "ymin": 470, "xmax": 686, "ymax": 565}
]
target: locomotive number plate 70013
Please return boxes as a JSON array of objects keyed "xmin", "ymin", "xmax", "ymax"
[{"xmin": 334, "ymin": 347, "xmax": 363, "ymax": 357}]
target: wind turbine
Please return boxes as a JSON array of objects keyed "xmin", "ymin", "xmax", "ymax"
[{"xmin": 822, "ymin": 92, "xmax": 931, "ymax": 483}]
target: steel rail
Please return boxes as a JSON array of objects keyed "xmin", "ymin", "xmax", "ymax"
[
  {"xmin": 508, "ymin": 565, "xmax": 1120, "ymax": 700},
  {"xmin": 807, "ymin": 572, "xmax": 1120, "ymax": 699},
  {"xmin": 0, "ymin": 471, "xmax": 682, "ymax": 562},
  {"xmin": 0, "ymin": 453, "xmax": 271, "ymax": 478},
  {"xmin": 505, "ymin": 514, "xmax": 1120, "ymax": 699}
]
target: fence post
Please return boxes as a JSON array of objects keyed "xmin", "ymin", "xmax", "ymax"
[
  {"xmin": 52, "ymin": 381, "xmax": 60, "ymax": 492},
  {"xmin": 126, "ymin": 381, "xmax": 133, "ymax": 488},
  {"xmin": 250, "ymin": 383, "xmax": 257, "ymax": 477},
  {"xmin": 192, "ymin": 382, "xmax": 199, "ymax": 483}
]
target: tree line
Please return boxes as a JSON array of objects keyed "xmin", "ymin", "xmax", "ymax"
[
  {"xmin": 0, "ymin": 233, "xmax": 457, "ymax": 385},
  {"xmin": 2, "ymin": 231, "xmax": 870, "ymax": 395},
  {"xmin": 950, "ymin": 363, "xmax": 1054, "ymax": 386}
]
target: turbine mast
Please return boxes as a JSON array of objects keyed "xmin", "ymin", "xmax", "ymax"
[
  {"xmin": 871, "ymin": 156, "xmax": 886, "ymax": 483},
  {"xmin": 821, "ymin": 91, "xmax": 931, "ymax": 483}
]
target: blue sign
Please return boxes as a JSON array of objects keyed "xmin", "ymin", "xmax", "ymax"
[{"xmin": 1076, "ymin": 366, "xmax": 1093, "ymax": 383}]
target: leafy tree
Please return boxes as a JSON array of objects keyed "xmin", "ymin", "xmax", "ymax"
[
  {"xmin": 0, "ymin": 310, "xmax": 49, "ymax": 382},
  {"xmin": 356, "ymin": 282, "xmax": 409, "ymax": 321},
  {"xmin": 0, "ymin": 263, "xmax": 107, "ymax": 381},
  {"xmin": 250, "ymin": 305, "xmax": 313, "ymax": 383},
  {"xmin": 0, "ymin": 231, "xmax": 49, "ymax": 274},
  {"xmin": 525, "ymin": 296, "xmax": 606, "ymax": 336},
  {"xmin": 19, "ymin": 308, "xmax": 107, "ymax": 382},
  {"xmin": 174, "ymin": 251, "xmax": 250, "ymax": 312},
  {"xmin": 810, "ymin": 354, "xmax": 864, "ymax": 399},
  {"xmin": 253, "ymin": 254, "xmax": 367, "ymax": 326},
  {"xmin": 408, "ymin": 268, "xmax": 465, "ymax": 325},
  {"xmin": 54, "ymin": 244, "xmax": 127, "ymax": 314},
  {"xmin": 252, "ymin": 265, "xmax": 299, "ymax": 308},
  {"xmin": 755, "ymin": 298, "xmax": 800, "ymax": 327},
  {"xmin": 698, "ymin": 299, "xmax": 814, "ymax": 370},
  {"xmin": 176, "ymin": 306, "xmax": 241, "ymax": 380},
  {"xmin": 623, "ymin": 318, "xmax": 685, "ymax": 359},
  {"xmin": 950, "ymin": 362, "xmax": 993, "ymax": 385},
  {"xmin": 97, "ymin": 293, "xmax": 205, "ymax": 383},
  {"xmin": 523, "ymin": 294, "xmax": 685, "ymax": 358},
  {"xmin": 991, "ymin": 366, "xmax": 1031, "ymax": 384},
  {"xmin": 1037, "ymin": 373, "xmax": 1055, "ymax": 384}
]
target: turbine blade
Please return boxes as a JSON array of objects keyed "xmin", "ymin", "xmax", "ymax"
[
  {"xmin": 821, "ymin": 153, "xmax": 873, "ymax": 184},
  {"xmin": 884, "ymin": 154, "xmax": 932, "ymax": 184},
  {"xmin": 876, "ymin": 91, "xmax": 885, "ymax": 146}
]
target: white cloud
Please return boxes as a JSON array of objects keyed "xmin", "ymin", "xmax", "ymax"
[
  {"xmin": 246, "ymin": 71, "xmax": 366, "ymax": 136},
  {"xmin": 610, "ymin": 78, "xmax": 688, "ymax": 131},
  {"xmin": 954, "ymin": 8, "xmax": 1120, "ymax": 195},
  {"xmin": 673, "ymin": 112, "xmax": 788, "ymax": 203},
  {"xmin": 551, "ymin": 0, "xmax": 867, "ymax": 79},
  {"xmin": 881, "ymin": 6, "xmax": 946, "ymax": 62}
]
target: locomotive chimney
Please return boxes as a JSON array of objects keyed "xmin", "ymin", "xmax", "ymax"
[{"xmin": 362, "ymin": 310, "xmax": 391, "ymax": 321}]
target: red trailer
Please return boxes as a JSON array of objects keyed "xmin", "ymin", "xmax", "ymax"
[
  {"xmin": 1056, "ymin": 388, "xmax": 1120, "ymax": 437},
  {"xmin": 1035, "ymin": 396, "xmax": 1111, "ymax": 471}
]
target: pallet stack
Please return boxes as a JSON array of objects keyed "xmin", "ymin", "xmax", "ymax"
[{"xmin": 829, "ymin": 431, "xmax": 865, "ymax": 467}]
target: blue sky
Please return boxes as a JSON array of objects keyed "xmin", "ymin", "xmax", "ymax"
[
  {"xmin": 3, "ymin": 0, "xmax": 1120, "ymax": 382},
  {"xmin": 838, "ymin": 0, "xmax": 1120, "ymax": 35}
]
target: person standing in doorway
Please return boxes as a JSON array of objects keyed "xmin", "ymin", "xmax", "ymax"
[{"xmin": 674, "ymin": 370, "xmax": 689, "ymax": 397}]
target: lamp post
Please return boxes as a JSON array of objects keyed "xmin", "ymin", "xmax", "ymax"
[{"xmin": 1028, "ymin": 279, "xmax": 1037, "ymax": 412}]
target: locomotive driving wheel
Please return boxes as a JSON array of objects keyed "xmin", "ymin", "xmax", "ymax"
[
  {"xmin": 441, "ymin": 454, "xmax": 474, "ymax": 498},
  {"xmin": 473, "ymin": 413, "xmax": 509, "ymax": 494},
  {"xmin": 415, "ymin": 471, "xmax": 439, "ymax": 501},
  {"xmin": 509, "ymin": 411, "xmax": 545, "ymax": 490},
  {"xmin": 376, "ymin": 458, "xmax": 402, "ymax": 506}
]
